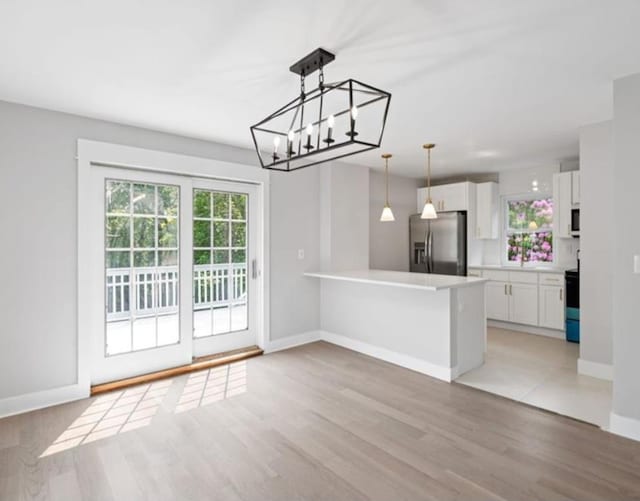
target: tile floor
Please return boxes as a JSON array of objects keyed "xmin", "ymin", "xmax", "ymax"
[{"xmin": 456, "ymin": 327, "xmax": 612, "ymax": 428}]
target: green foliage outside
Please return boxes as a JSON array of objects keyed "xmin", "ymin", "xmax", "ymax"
[{"xmin": 105, "ymin": 183, "xmax": 247, "ymax": 269}]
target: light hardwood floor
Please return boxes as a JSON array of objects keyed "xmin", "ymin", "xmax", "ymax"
[{"xmin": 1, "ymin": 341, "xmax": 640, "ymax": 500}]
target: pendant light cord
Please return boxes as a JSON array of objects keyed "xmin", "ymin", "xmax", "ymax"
[
  {"xmin": 385, "ymin": 157, "xmax": 390, "ymax": 206},
  {"xmin": 426, "ymin": 148, "xmax": 432, "ymax": 202}
]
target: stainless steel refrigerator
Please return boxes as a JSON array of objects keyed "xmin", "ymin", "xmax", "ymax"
[{"xmin": 409, "ymin": 212, "xmax": 467, "ymax": 276}]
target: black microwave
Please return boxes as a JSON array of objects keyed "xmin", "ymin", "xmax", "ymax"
[{"xmin": 571, "ymin": 208, "xmax": 580, "ymax": 237}]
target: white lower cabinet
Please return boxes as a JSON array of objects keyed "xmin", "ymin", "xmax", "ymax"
[
  {"xmin": 509, "ymin": 283, "xmax": 539, "ymax": 325},
  {"xmin": 539, "ymin": 285, "xmax": 565, "ymax": 329},
  {"xmin": 486, "ymin": 281, "xmax": 510, "ymax": 321},
  {"xmin": 471, "ymin": 268, "xmax": 565, "ymax": 331}
]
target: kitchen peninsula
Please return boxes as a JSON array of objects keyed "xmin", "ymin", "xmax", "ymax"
[{"xmin": 305, "ymin": 270, "xmax": 488, "ymax": 381}]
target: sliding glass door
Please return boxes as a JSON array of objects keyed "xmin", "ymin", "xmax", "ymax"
[
  {"xmin": 191, "ymin": 179, "xmax": 258, "ymax": 358},
  {"xmin": 90, "ymin": 167, "xmax": 259, "ymax": 385}
]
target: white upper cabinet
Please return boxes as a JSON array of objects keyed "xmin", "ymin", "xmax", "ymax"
[
  {"xmin": 571, "ymin": 171, "xmax": 580, "ymax": 205},
  {"xmin": 553, "ymin": 172, "xmax": 573, "ymax": 238},
  {"xmin": 475, "ymin": 182, "xmax": 498, "ymax": 239},
  {"xmin": 417, "ymin": 182, "xmax": 471, "ymax": 213}
]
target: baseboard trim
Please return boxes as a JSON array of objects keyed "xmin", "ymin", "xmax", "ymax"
[
  {"xmin": 609, "ymin": 412, "xmax": 640, "ymax": 442},
  {"xmin": 319, "ymin": 330, "xmax": 454, "ymax": 382},
  {"xmin": 488, "ymin": 320, "xmax": 565, "ymax": 339},
  {"xmin": 0, "ymin": 383, "xmax": 88, "ymax": 419},
  {"xmin": 264, "ymin": 331, "xmax": 322, "ymax": 353},
  {"xmin": 578, "ymin": 358, "xmax": 613, "ymax": 381}
]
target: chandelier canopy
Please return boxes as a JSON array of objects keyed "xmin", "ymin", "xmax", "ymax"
[{"xmin": 250, "ymin": 48, "xmax": 391, "ymax": 172}]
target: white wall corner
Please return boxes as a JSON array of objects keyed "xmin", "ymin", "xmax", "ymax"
[
  {"xmin": 264, "ymin": 331, "xmax": 322, "ymax": 354},
  {"xmin": 577, "ymin": 358, "xmax": 613, "ymax": 381},
  {"xmin": 0, "ymin": 383, "xmax": 89, "ymax": 419},
  {"xmin": 609, "ymin": 412, "xmax": 640, "ymax": 442}
]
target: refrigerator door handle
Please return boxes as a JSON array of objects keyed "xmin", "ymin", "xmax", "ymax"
[
  {"xmin": 427, "ymin": 230, "xmax": 434, "ymax": 273},
  {"xmin": 423, "ymin": 231, "xmax": 429, "ymax": 272}
]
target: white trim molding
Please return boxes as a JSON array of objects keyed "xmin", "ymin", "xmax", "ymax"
[
  {"xmin": 488, "ymin": 320, "xmax": 564, "ymax": 339},
  {"xmin": 319, "ymin": 331, "xmax": 456, "ymax": 382},
  {"xmin": 0, "ymin": 384, "xmax": 88, "ymax": 419},
  {"xmin": 265, "ymin": 331, "xmax": 322, "ymax": 353},
  {"xmin": 610, "ymin": 412, "xmax": 640, "ymax": 442},
  {"xmin": 578, "ymin": 358, "xmax": 614, "ymax": 381}
]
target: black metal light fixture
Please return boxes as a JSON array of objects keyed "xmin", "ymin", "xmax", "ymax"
[{"xmin": 250, "ymin": 48, "xmax": 391, "ymax": 172}]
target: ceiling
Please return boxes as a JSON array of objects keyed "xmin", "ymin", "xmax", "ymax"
[{"xmin": 1, "ymin": 0, "xmax": 639, "ymax": 178}]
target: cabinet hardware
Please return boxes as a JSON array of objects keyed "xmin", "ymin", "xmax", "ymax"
[
  {"xmin": 567, "ymin": 224, "xmax": 571, "ymax": 234},
  {"xmin": 560, "ymin": 288, "xmax": 563, "ymax": 301},
  {"xmin": 504, "ymin": 284, "xmax": 507, "ymax": 295},
  {"xmin": 509, "ymin": 284, "xmax": 513, "ymax": 295},
  {"xmin": 251, "ymin": 259, "xmax": 258, "ymax": 279}
]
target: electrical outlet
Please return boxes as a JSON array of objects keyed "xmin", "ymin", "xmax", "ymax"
[{"xmin": 298, "ymin": 249, "xmax": 305, "ymax": 260}]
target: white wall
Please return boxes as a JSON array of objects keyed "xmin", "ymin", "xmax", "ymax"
[
  {"xmin": 0, "ymin": 100, "xmax": 321, "ymax": 401},
  {"xmin": 269, "ymin": 168, "xmax": 321, "ymax": 340},
  {"xmin": 319, "ymin": 163, "xmax": 370, "ymax": 271},
  {"xmin": 369, "ymin": 170, "xmax": 420, "ymax": 271},
  {"xmin": 579, "ymin": 121, "xmax": 613, "ymax": 369},
  {"xmin": 611, "ymin": 73, "xmax": 640, "ymax": 436}
]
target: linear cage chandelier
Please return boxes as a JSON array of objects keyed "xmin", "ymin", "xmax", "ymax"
[{"xmin": 250, "ymin": 48, "xmax": 391, "ymax": 171}]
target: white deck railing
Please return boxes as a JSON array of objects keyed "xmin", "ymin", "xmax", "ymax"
[{"xmin": 106, "ymin": 264, "xmax": 247, "ymax": 321}]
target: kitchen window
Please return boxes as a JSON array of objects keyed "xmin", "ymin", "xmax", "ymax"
[{"xmin": 505, "ymin": 197, "xmax": 553, "ymax": 263}]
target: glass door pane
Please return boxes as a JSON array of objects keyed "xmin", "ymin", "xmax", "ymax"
[
  {"xmin": 193, "ymin": 189, "xmax": 249, "ymax": 338},
  {"xmin": 105, "ymin": 180, "xmax": 180, "ymax": 356}
]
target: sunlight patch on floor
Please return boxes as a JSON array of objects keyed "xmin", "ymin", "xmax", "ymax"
[
  {"xmin": 40, "ymin": 379, "xmax": 172, "ymax": 457},
  {"xmin": 175, "ymin": 360, "xmax": 247, "ymax": 413}
]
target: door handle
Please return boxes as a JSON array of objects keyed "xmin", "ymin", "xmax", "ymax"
[{"xmin": 251, "ymin": 259, "xmax": 258, "ymax": 279}]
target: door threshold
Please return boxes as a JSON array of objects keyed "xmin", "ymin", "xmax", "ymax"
[{"xmin": 90, "ymin": 345, "xmax": 263, "ymax": 396}]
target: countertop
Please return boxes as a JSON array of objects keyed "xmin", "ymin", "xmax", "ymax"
[
  {"xmin": 468, "ymin": 264, "xmax": 570, "ymax": 274},
  {"xmin": 304, "ymin": 269, "xmax": 487, "ymax": 291}
]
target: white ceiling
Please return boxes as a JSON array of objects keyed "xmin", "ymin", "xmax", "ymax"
[{"xmin": 1, "ymin": 0, "xmax": 639, "ymax": 178}]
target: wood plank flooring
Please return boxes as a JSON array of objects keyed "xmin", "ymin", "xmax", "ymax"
[{"xmin": 1, "ymin": 341, "xmax": 640, "ymax": 500}]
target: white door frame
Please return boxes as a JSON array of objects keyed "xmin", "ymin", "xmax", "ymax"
[{"xmin": 78, "ymin": 139, "xmax": 270, "ymax": 393}]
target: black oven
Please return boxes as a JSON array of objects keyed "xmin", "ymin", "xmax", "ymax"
[{"xmin": 571, "ymin": 208, "xmax": 580, "ymax": 237}]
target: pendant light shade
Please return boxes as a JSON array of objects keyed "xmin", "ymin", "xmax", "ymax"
[
  {"xmin": 421, "ymin": 143, "xmax": 438, "ymax": 219},
  {"xmin": 380, "ymin": 153, "xmax": 395, "ymax": 222},
  {"xmin": 380, "ymin": 205, "xmax": 395, "ymax": 222},
  {"xmin": 420, "ymin": 202, "xmax": 437, "ymax": 219}
]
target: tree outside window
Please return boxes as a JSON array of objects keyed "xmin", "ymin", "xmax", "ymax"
[{"xmin": 506, "ymin": 198, "xmax": 553, "ymax": 263}]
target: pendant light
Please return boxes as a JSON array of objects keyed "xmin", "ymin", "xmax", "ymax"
[
  {"xmin": 421, "ymin": 143, "xmax": 438, "ymax": 219},
  {"xmin": 380, "ymin": 153, "xmax": 395, "ymax": 222}
]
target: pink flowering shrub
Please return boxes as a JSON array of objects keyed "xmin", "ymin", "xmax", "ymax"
[{"xmin": 507, "ymin": 198, "xmax": 553, "ymax": 263}]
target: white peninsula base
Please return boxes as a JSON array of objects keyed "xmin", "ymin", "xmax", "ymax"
[{"xmin": 305, "ymin": 270, "xmax": 488, "ymax": 382}]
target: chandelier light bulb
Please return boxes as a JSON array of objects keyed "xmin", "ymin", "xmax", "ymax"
[
  {"xmin": 306, "ymin": 123, "xmax": 313, "ymax": 135},
  {"xmin": 273, "ymin": 136, "xmax": 280, "ymax": 151},
  {"xmin": 351, "ymin": 105, "xmax": 359, "ymax": 120},
  {"xmin": 327, "ymin": 114, "xmax": 335, "ymax": 128},
  {"xmin": 288, "ymin": 130, "xmax": 295, "ymax": 142}
]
